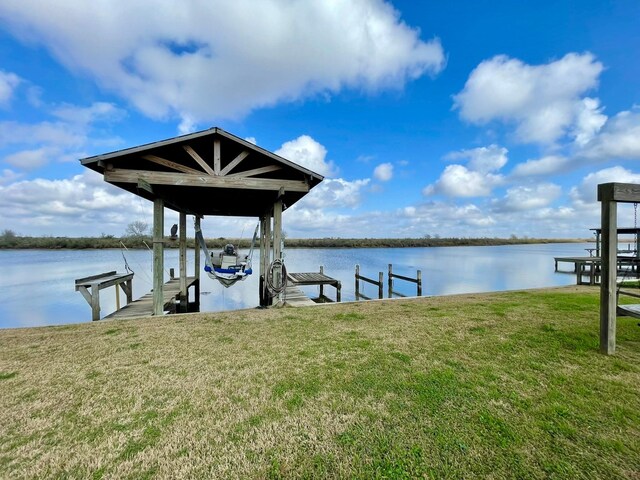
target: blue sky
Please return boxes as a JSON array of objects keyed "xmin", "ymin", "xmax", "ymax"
[{"xmin": 0, "ymin": 0, "xmax": 639, "ymax": 238}]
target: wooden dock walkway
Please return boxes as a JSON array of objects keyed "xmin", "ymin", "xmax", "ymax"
[
  {"xmin": 283, "ymin": 283, "xmax": 316, "ymax": 307},
  {"xmin": 105, "ymin": 277, "xmax": 197, "ymax": 320}
]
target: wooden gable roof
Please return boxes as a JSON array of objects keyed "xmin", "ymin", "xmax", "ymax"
[{"xmin": 81, "ymin": 127, "xmax": 324, "ymax": 217}]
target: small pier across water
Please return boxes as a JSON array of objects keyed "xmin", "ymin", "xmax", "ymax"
[{"xmin": 554, "ymin": 256, "xmax": 639, "ymax": 285}]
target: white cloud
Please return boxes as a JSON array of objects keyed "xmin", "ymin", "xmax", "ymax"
[
  {"xmin": 373, "ymin": 162, "xmax": 393, "ymax": 181},
  {"xmin": 572, "ymin": 97, "xmax": 607, "ymax": 147},
  {"xmin": 297, "ymin": 178, "xmax": 370, "ymax": 209},
  {"xmin": 569, "ymin": 166, "xmax": 640, "ymax": 207},
  {"xmin": 446, "ymin": 144, "xmax": 507, "ymax": 173},
  {"xmin": 579, "ymin": 109, "xmax": 640, "ymax": 161},
  {"xmin": 511, "ymin": 155, "xmax": 570, "ymax": 177},
  {"xmin": 423, "ymin": 164, "xmax": 503, "ymax": 197},
  {"xmin": 0, "ymin": 101, "xmax": 124, "ymax": 170},
  {"xmin": 4, "ymin": 148, "xmax": 53, "ymax": 170},
  {"xmin": 0, "ymin": 168, "xmax": 22, "ymax": 185},
  {"xmin": 275, "ymin": 135, "xmax": 337, "ymax": 177},
  {"xmin": 493, "ymin": 184, "xmax": 562, "ymax": 212},
  {"xmin": 0, "ymin": 0, "xmax": 445, "ymax": 125},
  {"xmin": 453, "ymin": 53, "xmax": 603, "ymax": 144},
  {"xmin": 0, "ymin": 70, "xmax": 20, "ymax": 106},
  {"xmin": 51, "ymin": 101, "xmax": 125, "ymax": 125},
  {"xmin": 0, "ymin": 170, "xmax": 152, "ymax": 234}
]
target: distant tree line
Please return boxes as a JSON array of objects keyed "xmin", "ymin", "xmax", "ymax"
[{"xmin": 0, "ymin": 229, "xmax": 586, "ymax": 250}]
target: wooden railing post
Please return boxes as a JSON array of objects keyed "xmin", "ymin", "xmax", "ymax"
[
  {"xmin": 388, "ymin": 264, "xmax": 393, "ymax": 297},
  {"xmin": 355, "ymin": 264, "xmax": 360, "ymax": 299},
  {"xmin": 378, "ymin": 272, "xmax": 383, "ymax": 299},
  {"xmin": 319, "ymin": 265, "xmax": 324, "ymax": 299},
  {"xmin": 417, "ymin": 270, "xmax": 422, "ymax": 296}
]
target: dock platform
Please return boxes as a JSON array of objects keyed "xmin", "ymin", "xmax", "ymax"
[
  {"xmin": 554, "ymin": 255, "xmax": 639, "ymax": 285},
  {"xmin": 105, "ymin": 277, "xmax": 197, "ymax": 320},
  {"xmin": 287, "ymin": 269, "xmax": 341, "ymax": 303}
]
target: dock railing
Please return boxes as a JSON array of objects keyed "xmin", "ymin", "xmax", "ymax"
[
  {"xmin": 355, "ymin": 264, "xmax": 383, "ymax": 300},
  {"xmin": 388, "ymin": 264, "xmax": 422, "ymax": 297}
]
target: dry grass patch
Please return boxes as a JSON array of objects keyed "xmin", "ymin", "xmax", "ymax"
[{"xmin": 1, "ymin": 286, "xmax": 639, "ymax": 479}]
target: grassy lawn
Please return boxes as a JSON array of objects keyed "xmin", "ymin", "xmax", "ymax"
[{"xmin": 0, "ymin": 286, "xmax": 638, "ymax": 479}]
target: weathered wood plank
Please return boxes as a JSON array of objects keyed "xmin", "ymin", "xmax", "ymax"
[
  {"xmin": 75, "ymin": 271, "xmax": 117, "ymax": 284},
  {"xmin": 105, "ymin": 169, "xmax": 309, "ymax": 192},
  {"xmin": 142, "ymin": 154, "xmax": 203, "ymax": 175},
  {"xmin": 598, "ymin": 182, "xmax": 640, "ymax": 203},
  {"xmin": 617, "ymin": 304, "xmax": 640, "ymax": 318},
  {"xmin": 220, "ymin": 150, "xmax": 249, "ymax": 176},
  {"xmin": 213, "ymin": 139, "xmax": 221, "ymax": 175},
  {"xmin": 183, "ymin": 145, "xmax": 215, "ymax": 176}
]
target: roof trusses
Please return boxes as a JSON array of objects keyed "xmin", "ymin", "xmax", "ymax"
[{"xmin": 81, "ymin": 127, "xmax": 323, "ymax": 217}]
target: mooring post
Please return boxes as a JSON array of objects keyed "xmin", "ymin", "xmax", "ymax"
[
  {"xmin": 388, "ymin": 264, "xmax": 393, "ymax": 297},
  {"xmin": 417, "ymin": 270, "xmax": 422, "ymax": 296},
  {"xmin": 355, "ymin": 264, "xmax": 360, "ymax": 299},
  {"xmin": 378, "ymin": 271, "xmax": 384, "ymax": 299},
  {"xmin": 319, "ymin": 265, "xmax": 324, "ymax": 299}
]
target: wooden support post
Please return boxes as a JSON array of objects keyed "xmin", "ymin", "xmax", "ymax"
[
  {"xmin": 91, "ymin": 283, "xmax": 100, "ymax": 321},
  {"xmin": 153, "ymin": 198, "xmax": 165, "ymax": 316},
  {"xmin": 179, "ymin": 211, "xmax": 187, "ymax": 312},
  {"xmin": 336, "ymin": 281, "xmax": 341, "ymax": 302},
  {"xmin": 388, "ymin": 264, "xmax": 393, "ymax": 297},
  {"xmin": 273, "ymin": 197, "xmax": 283, "ymax": 305},
  {"xmin": 417, "ymin": 270, "xmax": 422, "ymax": 296},
  {"xmin": 115, "ymin": 284, "xmax": 120, "ymax": 311},
  {"xmin": 355, "ymin": 264, "xmax": 360, "ymax": 299},
  {"xmin": 600, "ymin": 198, "xmax": 617, "ymax": 355},
  {"xmin": 194, "ymin": 216, "xmax": 201, "ymax": 305},
  {"xmin": 260, "ymin": 214, "xmax": 271, "ymax": 306},
  {"xmin": 125, "ymin": 278, "xmax": 133, "ymax": 303},
  {"xmin": 319, "ymin": 265, "xmax": 324, "ymax": 298},
  {"xmin": 378, "ymin": 271, "xmax": 384, "ymax": 299}
]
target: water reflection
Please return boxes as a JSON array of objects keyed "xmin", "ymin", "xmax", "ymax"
[{"xmin": 0, "ymin": 243, "xmax": 590, "ymax": 328}]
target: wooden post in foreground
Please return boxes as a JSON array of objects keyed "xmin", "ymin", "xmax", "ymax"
[
  {"xmin": 599, "ymin": 191, "xmax": 617, "ymax": 355},
  {"xmin": 153, "ymin": 198, "xmax": 164, "ymax": 316}
]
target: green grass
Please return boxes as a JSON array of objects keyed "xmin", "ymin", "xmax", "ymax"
[{"xmin": 0, "ymin": 287, "xmax": 638, "ymax": 479}]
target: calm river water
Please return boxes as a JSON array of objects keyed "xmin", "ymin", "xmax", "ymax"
[{"xmin": 0, "ymin": 243, "xmax": 590, "ymax": 329}]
